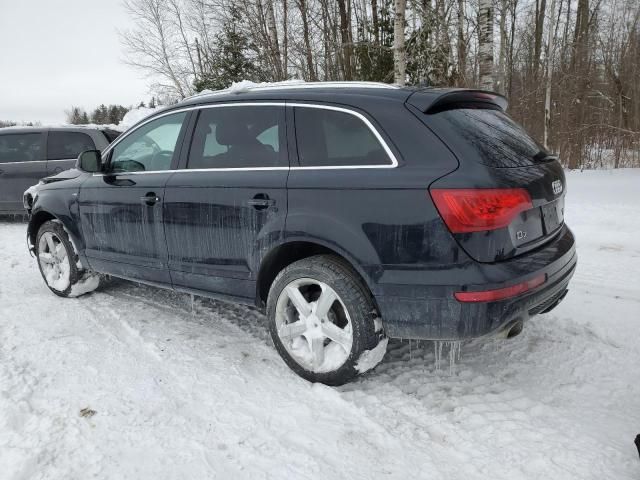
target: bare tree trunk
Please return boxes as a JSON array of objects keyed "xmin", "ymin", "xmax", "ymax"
[
  {"xmin": 337, "ymin": 0, "xmax": 354, "ymax": 80},
  {"xmin": 393, "ymin": 0, "xmax": 407, "ymax": 85},
  {"xmin": 533, "ymin": 0, "xmax": 547, "ymax": 80},
  {"xmin": 496, "ymin": 0, "xmax": 508, "ymax": 94},
  {"xmin": 457, "ymin": 0, "xmax": 466, "ymax": 85},
  {"xmin": 265, "ymin": 0, "xmax": 284, "ymax": 80},
  {"xmin": 372, "ymin": 0, "xmax": 380, "ymax": 44},
  {"xmin": 298, "ymin": 0, "xmax": 318, "ymax": 80},
  {"xmin": 478, "ymin": 0, "xmax": 494, "ymax": 90},
  {"xmin": 543, "ymin": 0, "xmax": 557, "ymax": 149},
  {"xmin": 569, "ymin": 0, "xmax": 590, "ymax": 169},
  {"xmin": 283, "ymin": 0, "xmax": 288, "ymax": 79},
  {"xmin": 168, "ymin": 0, "xmax": 197, "ymax": 79}
]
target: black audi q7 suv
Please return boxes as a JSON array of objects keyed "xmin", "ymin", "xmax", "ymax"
[
  {"xmin": 0, "ymin": 126, "xmax": 119, "ymax": 214},
  {"xmin": 24, "ymin": 82, "xmax": 576, "ymax": 385}
]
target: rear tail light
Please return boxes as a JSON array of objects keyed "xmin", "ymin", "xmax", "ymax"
[
  {"xmin": 455, "ymin": 274, "xmax": 546, "ymax": 302},
  {"xmin": 430, "ymin": 188, "xmax": 533, "ymax": 233}
]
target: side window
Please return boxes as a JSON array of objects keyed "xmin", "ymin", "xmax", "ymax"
[
  {"xmin": 47, "ymin": 131, "xmax": 95, "ymax": 160},
  {"xmin": 294, "ymin": 107, "xmax": 390, "ymax": 167},
  {"xmin": 0, "ymin": 133, "xmax": 42, "ymax": 163},
  {"xmin": 187, "ymin": 106, "xmax": 286, "ymax": 169},
  {"xmin": 109, "ymin": 112, "xmax": 187, "ymax": 173}
]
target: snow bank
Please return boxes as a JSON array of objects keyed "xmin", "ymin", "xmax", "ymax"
[{"xmin": 2, "ymin": 169, "xmax": 640, "ymax": 479}]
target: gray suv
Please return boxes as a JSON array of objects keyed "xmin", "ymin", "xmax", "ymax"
[{"xmin": 0, "ymin": 126, "xmax": 119, "ymax": 214}]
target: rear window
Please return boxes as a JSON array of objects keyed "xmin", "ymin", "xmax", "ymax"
[
  {"xmin": 433, "ymin": 108, "xmax": 550, "ymax": 168},
  {"xmin": 47, "ymin": 131, "xmax": 95, "ymax": 160},
  {"xmin": 0, "ymin": 133, "xmax": 42, "ymax": 163}
]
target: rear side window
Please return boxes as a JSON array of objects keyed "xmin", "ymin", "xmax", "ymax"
[
  {"xmin": 432, "ymin": 108, "xmax": 549, "ymax": 168},
  {"xmin": 187, "ymin": 106, "xmax": 285, "ymax": 169},
  {"xmin": 47, "ymin": 131, "xmax": 95, "ymax": 160},
  {"xmin": 294, "ymin": 107, "xmax": 390, "ymax": 167},
  {"xmin": 0, "ymin": 133, "xmax": 42, "ymax": 163}
]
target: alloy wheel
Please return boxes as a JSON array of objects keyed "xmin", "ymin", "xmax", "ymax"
[
  {"xmin": 275, "ymin": 278, "xmax": 353, "ymax": 373},
  {"xmin": 38, "ymin": 231, "xmax": 71, "ymax": 291}
]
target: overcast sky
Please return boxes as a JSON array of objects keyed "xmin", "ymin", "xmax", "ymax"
[{"xmin": 0, "ymin": 0, "xmax": 151, "ymax": 124}]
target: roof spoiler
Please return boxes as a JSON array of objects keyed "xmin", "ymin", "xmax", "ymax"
[{"xmin": 406, "ymin": 89, "xmax": 508, "ymax": 114}]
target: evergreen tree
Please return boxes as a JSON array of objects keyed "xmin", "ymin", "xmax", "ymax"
[
  {"xmin": 66, "ymin": 106, "xmax": 87, "ymax": 125},
  {"xmin": 354, "ymin": 1, "xmax": 395, "ymax": 83},
  {"xmin": 193, "ymin": 6, "xmax": 260, "ymax": 92},
  {"xmin": 108, "ymin": 105, "xmax": 120, "ymax": 124}
]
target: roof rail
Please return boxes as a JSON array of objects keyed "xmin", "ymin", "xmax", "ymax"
[{"xmin": 187, "ymin": 80, "xmax": 400, "ymax": 100}]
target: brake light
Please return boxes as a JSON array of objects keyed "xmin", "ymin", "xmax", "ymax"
[
  {"xmin": 430, "ymin": 188, "xmax": 533, "ymax": 233},
  {"xmin": 455, "ymin": 274, "xmax": 546, "ymax": 302}
]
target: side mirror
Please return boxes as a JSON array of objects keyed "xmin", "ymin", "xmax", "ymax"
[{"xmin": 76, "ymin": 150, "xmax": 102, "ymax": 173}]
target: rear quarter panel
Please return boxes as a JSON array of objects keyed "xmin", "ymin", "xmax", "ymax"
[{"xmin": 285, "ymin": 101, "xmax": 460, "ymax": 292}]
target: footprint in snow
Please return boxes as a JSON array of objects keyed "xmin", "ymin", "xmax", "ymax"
[{"xmin": 79, "ymin": 407, "xmax": 97, "ymax": 418}]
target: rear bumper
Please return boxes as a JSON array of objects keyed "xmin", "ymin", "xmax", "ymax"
[{"xmin": 375, "ymin": 225, "xmax": 577, "ymax": 340}]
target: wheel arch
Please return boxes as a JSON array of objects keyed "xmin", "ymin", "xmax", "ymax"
[
  {"xmin": 27, "ymin": 210, "xmax": 57, "ymax": 250},
  {"xmin": 255, "ymin": 239, "xmax": 380, "ymax": 312}
]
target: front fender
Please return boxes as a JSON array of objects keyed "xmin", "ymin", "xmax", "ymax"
[{"xmin": 28, "ymin": 186, "xmax": 84, "ymax": 260}]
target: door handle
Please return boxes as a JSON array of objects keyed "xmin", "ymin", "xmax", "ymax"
[
  {"xmin": 141, "ymin": 192, "xmax": 161, "ymax": 206},
  {"xmin": 247, "ymin": 194, "xmax": 275, "ymax": 210}
]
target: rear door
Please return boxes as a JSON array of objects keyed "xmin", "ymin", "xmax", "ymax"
[
  {"xmin": 46, "ymin": 130, "xmax": 97, "ymax": 175},
  {"xmin": 164, "ymin": 103, "xmax": 288, "ymax": 301},
  {"xmin": 0, "ymin": 131, "xmax": 46, "ymax": 213},
  {"xmin": 78, "ymin": 111, "xmax": 190, "ymax": 284}
]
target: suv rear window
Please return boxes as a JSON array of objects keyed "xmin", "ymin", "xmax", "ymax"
[
  {"xmin": 0, "ymin": 133, "xmax": 42, "ymax": 163},
  {"xmin": 47, "ymin": 131, "xmax": 95, "ymax": 160},
  {"xmin": 432, "ymin": 108, "xmax": 550, "ymax": 168},
  {"xmin": 294, "ymin": 107, "xmax": 390, "ymax": 167}
]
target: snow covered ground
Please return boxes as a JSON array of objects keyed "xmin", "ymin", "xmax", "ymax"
[{"xmin": 1, "ymin": 169, "xmax": 639, "ymax": 479}]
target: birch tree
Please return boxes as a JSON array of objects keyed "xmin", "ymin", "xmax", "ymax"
[
  {"xmin": 478, "ymin": 0, "xmax": 494, "ymax": 90},
  {"xmin": 393, "ymin": 0, "xmax": 406, "ymax": 85}
]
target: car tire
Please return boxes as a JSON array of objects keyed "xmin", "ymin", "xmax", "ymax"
[
  {"xmin": 36, "ymin": 220, "xmax": 101, "ymax": 298},
  {"xmin": 267, "ymin": 254, "xmax": 386, "ymax": 386}
]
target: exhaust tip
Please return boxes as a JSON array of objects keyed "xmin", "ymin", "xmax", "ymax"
[{"xmin": 505, "ymin": 319, "xmax": 524, "ymax": 339}]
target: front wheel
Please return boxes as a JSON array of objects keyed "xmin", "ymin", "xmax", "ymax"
[
  {"xmin": 267, "ymin": 255, "xmax": 387, "ymax": 386},
  {"xmin": 36, "ymin": 220, "xmax": 101, "ymax": 298}
]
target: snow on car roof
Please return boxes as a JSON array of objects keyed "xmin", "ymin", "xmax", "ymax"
[{"xmin": 189, "ymin": 80, "xmax": 401, "ymax": 100}]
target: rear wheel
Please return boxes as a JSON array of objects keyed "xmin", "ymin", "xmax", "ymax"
[
  {"xmin": 36, "ymin": 220, "xmax": 100, "ymax": 298},
  {"xmin": 267, "ymin": 255, "xmax": 386, "ymax": 385}
]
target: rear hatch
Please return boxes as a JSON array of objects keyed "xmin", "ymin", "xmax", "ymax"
[{"xmin": 407, "ymin": 90, "xmax": 566, "ymax": 263}]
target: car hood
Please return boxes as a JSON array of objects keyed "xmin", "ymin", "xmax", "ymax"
[
  {"xmin": 24, "ymin": 168, "xmax": 89, "ymax": 210},
  {"xmin": 41, "ymin": 168, "xmax": 85, "ymax": 184}
]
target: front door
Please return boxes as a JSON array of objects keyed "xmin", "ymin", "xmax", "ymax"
[
  {"xmin": 0, "ymin": 131, "xmax": 46, "ymax": 213},
  {"xmin": 164, "ymin": 104, "xmax": 289, "ymax": 300},
  {"xmin": 78, "ymin": 111, "xmax": 189, "ymax": 284}
]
